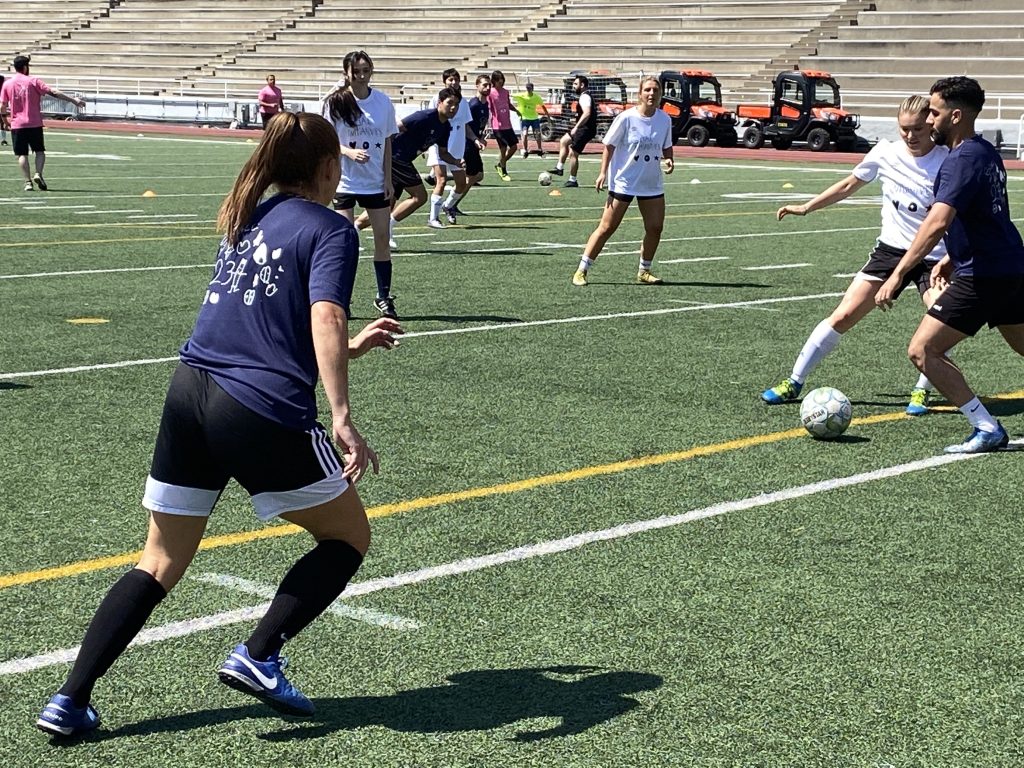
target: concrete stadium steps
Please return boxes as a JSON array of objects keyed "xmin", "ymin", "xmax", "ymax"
[{"xmin": 837, "ymin": 26, "xmax": 1024, "ymax": 42}]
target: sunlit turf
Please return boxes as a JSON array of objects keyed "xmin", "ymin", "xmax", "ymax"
[{"xmin": 1, "ymin": 128, "xmax": 1023, "ymax": 767}]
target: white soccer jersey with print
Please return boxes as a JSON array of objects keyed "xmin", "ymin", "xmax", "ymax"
[
  {"xmin": 602, "ymin": 108, "xmax": 673, "ymax": 197},
  {"xmin": 327, "ymin": 88, "xmax": 398, "ymax": 195},
  {"xmin": 426, "ymin": 94, "xmax": 471, "ymax": 167},
  {"xmin": 852, "ymin": 139, "xmax": 948, "ymax": 260}
]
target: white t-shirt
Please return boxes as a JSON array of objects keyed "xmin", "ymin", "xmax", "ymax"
[
  {"xmin": 325, "ymin": 88, "xmax": 398, "ymax": 195},
  {"xmin": 852, "ymin": 139, "xmax": 948, "ymax": 260},
  {"xmin": 602, "ymin": 107, "xmax": 673, "ymax": 197},
  {"xmin": 426, "ymin": 94, "xmax": 471, "ymax": 167}
]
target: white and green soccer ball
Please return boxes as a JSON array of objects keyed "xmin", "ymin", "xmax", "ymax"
[
  {"xmin": 538, "ymin": 171, "xmax": 553, "ymax": 186},
  {"xmin": 799, "ymin": 387, "xmax": 852, "ymax": 439}
]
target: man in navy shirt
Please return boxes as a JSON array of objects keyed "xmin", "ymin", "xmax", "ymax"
[
  {"xmin": 876, "ymin": 76, "xmax": 1024, "ymax": 453},
  {"xmin": 355, "ymin": 88, "xmax": 463, "ymax": 247},
  {"xmin": 441, "ymin": 73, "xmax": 491, "ymax": 222}
]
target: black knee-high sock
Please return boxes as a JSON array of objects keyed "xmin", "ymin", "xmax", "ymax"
[
  {"xmin": 59, "ymin": 568, "xmax": 167, "ymax": 707},
  {"xmin": 246, "ymin": 540, "xmax": 364, "ymax": 661},
  {"xmin": 373, "ymin": 260, "xmax": 393, "ymax": 299}
]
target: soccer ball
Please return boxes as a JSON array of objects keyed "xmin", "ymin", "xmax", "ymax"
[
  {"xmin": 799, "ymin": 387, "xmax": 852, "ymax": 440},
  {"xmin": 538, "ymin": 171, "xmax": 552, "ymax": 186}
]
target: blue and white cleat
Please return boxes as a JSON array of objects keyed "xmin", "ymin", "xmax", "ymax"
[
  {"xmin": 217, "ymin": 643, "xmax": 314, "ymax": 717},
  {"xmin": 761, "ymin": 378, "xmax": 802, "ymax": 405},
  {"xmin": 943, "ymin": 424, "xmax": 1009, "ymax": 454},
  {"xmin": 36, "ymin": 693, "xmax": 101, "ymax": 737}
]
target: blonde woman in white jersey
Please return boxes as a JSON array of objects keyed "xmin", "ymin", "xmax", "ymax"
[
  {"xmin": 761, "ymin": 95, "xmax": 950, "ymax": 415},
  {"xmin": 571, "ymin": 76, "xmax": 674, "ymax": 286}
]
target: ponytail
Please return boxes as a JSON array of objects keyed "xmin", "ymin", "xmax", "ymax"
[
  {"xmin": 217, "ymin": 112, "xmax": 340, "ymax": 245},
  {"xmin": 325, "ymin": 50, "xmax": 373, "ymax": 128}
]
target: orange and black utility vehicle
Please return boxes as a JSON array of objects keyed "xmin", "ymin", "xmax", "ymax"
[
  {"xmin": 539, "ymin": 70, "xmax": 629, "ymax": 142},
  {"xmin": 736, "ymin": 69, "xmax": 860, "ymax": 151},
  {"xmin": 658, "ymin": 69, "xmax": 738, "ymax": 147}
]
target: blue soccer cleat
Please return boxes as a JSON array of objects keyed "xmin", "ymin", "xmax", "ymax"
[
  {"xmin": 217, "ymin": 643, "xmax": 315, "ymax": 717},
  {"xmin": 36, "ymin": 693, "xmax": 101, "ymax": 737},
  {"xmin": 761, "ymin": 377, "xmax": 802, "ymax": 405},
  {"xmin": 943, "ymin": 423, "xmax": 1009, "ymax": 454},
  {"xmin": 906, "ymin": 387, "xmax": 930, "ymax": 416}
]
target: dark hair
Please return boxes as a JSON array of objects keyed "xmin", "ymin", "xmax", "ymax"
[
  {"xmin": 442, "ymin": 68, "xmax": 460, "ymax": 82},
  {"xmin": 217, "ymin": 112, "xmax": 340, "ymax": 245},
  {"xmin": 930, "ymin": 76, "xmax": 985, "ymax": 114},
  {"xmin": 475, "ymin": 74, "xmax": 491, "ymax": 86},
  {"xmin": 13, "ymin": 56, "xmax": 29, "ymax": 74},
  {"xmin": 324, "ymin": 50, "xmax": 373, "ymax": 128},
  {"xmin": 437, "ymin": 87, "xmax": 462, "ymax": 104},
  {"xmin": 490, "ymin": 70, "xmax": 505, "ymax": 83},
  {"xmin": 575, "ymin": 74, "xmax": 589, "ymax": 89}
]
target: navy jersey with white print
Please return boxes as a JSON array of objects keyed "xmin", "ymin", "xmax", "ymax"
[
  {"xmin": 180, "ymin": 194, "xmax": 359, "ymax": 430},
  {"xmin": 468, "ymin": 97, "xmax": 490, "ymax": 139},
  {"xmin": 392, "ymin": 108, "xmax": 452, "ymax": 164},
  {"xmin": 933, "ymin": 135, "xmax": 1024, "ymax": 276}
]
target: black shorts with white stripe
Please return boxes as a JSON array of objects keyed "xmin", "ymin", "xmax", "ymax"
[
  {"xmin": 856, "ymin": 240, "xmax": 933, "ymax": 299},
  {"xmin": 144, "ymin": 362, "xmax": 348, "ymax": 520}
]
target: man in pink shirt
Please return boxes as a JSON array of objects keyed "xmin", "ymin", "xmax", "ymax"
[
  {"xmin": 486, "ymin": 70, "xmax": 519, "ymax": 181},
  {"xmin": 0, "ymin": 55, "xmax": 85, "ymax": 191},
  {"xmin": 257, "ymin": 74, "xmax": 284, "ymax": 129}
]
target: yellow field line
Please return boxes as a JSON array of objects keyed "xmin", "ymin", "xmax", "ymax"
[{"xmin": 0, "ymin": 411, "xmax": 910, "ymax": 592}]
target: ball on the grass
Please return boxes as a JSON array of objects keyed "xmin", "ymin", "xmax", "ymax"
[
  {"xmin": 538, "ymin": 171, "xmax": 552, "ymax": 186},
  {"xmin": 799, "ymin": 387, "xmax": 852, "ymax": 440}
]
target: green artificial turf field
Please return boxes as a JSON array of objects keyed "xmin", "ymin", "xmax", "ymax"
[{"xmin": 1, "ymin": 129, "xmax": 1022, "ymax": 767}]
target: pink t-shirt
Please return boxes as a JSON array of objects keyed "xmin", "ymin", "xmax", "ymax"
[
  {"xmin": 487, "ymin": 87, "xmax": 513, "ymax": 131},
  {"xmin": 0, "ymin": 73, "xmax": 51, "ymax": 129},
  {"xmin": 257, "ymin": 85, "xmax": 283, "ymax": 115}
]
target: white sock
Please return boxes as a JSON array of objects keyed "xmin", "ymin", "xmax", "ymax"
[
  {"xmin": 444, "ymin": 190, "xmax": 463, "ymax": 209},
  {"xmin": 791, "ymin": 319, "xmax": 842, "ymax": 384},
  {"xmin": 569, "ymin": 175, "xmax": 577, "ymax": 183},
  {"xmin": 639, "ymin": 259, "xmax": 653, "ymax": 271},
  {"xmin": 578, "ymin": 256, "xmax": 594, "ymax": 273},
  {"xmin": 556, "ymin": 162, "xmax": 564, "ymax": 171},
  {"xmin": 960, "ymin": 397, "xmax": 1000, "ymax": 432},
  {"xmin": 915, "ymin": 373, "xmax": 932, "ymax": 391},
  {"xmin": 429, "ymin": 194, "xmax": 443, "ymax": 221}
]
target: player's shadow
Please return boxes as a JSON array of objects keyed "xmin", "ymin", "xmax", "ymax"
[
  {"xmin": 89, "ymin": 665, "xmax": 662, "ymax": 744},
  {"xmin": 0, "ymin": 382, "xmax": 32, "ymax": 390}
]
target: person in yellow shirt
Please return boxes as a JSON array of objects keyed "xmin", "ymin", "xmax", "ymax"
[{"xmin": 513, "ymin": 82, "xmax": 549, "ymax": 158}]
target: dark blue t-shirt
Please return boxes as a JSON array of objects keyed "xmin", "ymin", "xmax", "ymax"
[
  {"xmin": 933, "ymin": 135, "xmax": 1024, "ymax": 276},
  {"xmin": 392, "ymin": 108, "xmax": 452, "ymax": 163},
  {"xmin": 180, "ymin": 194, "xmax": 359, "ymax": 430},
  {"xmin": 469, "ymin": 97, "xmax": 489, "ymax": 138}
]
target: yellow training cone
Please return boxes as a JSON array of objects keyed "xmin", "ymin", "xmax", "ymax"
[
  {"xmin": 142, "ymin": 190, "xmax": 157, "ymax": 197},
  {"xmin": 782, "ymin": 183, "xmax": 794, "ymax": 189},
  {"xmin": 548, "ymin": 189, "xmax": 562, "ymax": 197}
]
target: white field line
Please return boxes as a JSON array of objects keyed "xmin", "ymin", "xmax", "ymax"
[
  {"xmin": 18, "ymin": 205, "xmax": 96, "ymax": 211},
  {"xmin": 193, "ymin": 573, "xmax": 421, "ymax": 631},
  {"xmin": 0, "ymin": 451, "xmax": 983, "ymax": 677},
  {"xmin": 742, "ymin": 263, "xmax": 813, "ymax": 271},
  {"xmin": 525, "ymin": 226, "xmax": 877, "ymax": 253},
  {"xmin": 659, "ymin": 256, "xmax": 731, "ymax": 264},
  {"xmin": 126, "ymin": 214, "xmax": 198, "ymax": 220},
  {"xmin": 0, "ymin": 264, "xmax": 210, "ymax": 280},
  {"xmin": 73, "ymin": 209, "xmax": 144, "ymax": 215},
  {"xmin": 0, "ymin": 291, "xmax": 843, "ymax": 379},
  {"xmin": 429, "ymin": 238, "xmax": 505, "ymax": 245}
]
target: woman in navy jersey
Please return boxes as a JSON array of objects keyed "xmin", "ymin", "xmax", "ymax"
[{"xmin": 36, "ymin": 111, "xmax": 402, "ymax": 738}]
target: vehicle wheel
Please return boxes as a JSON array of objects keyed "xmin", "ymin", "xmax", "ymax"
[
  {"xmin": 807, "ymin": 127, "xmax": 830, "ymax": 152},
  {"xmin": 771, "ymin": 137, "xmax": 793, "ymax": 150},
  {"xmin": 716, "ymin": 130, "xmax": 738, "ymax": 148},
  {"xmin": 741, "ymin": 125, "xmax": 764, "ymax": 149},
  {"xmin": 539, "ymin": 118, "xmax": 555, "ymax": 142},
  {"xmin": 685, "ymin": 124, "xmax": 710, "ymax": 147}
]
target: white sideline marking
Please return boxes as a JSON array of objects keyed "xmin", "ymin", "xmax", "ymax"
[
  {"xmin": 0, "ymin": 264, "xmax": 209, "ymax": 280},
  {"xmin": 0, "ymin": 291, "xmax": 843, "ymax": 379},
  {"xmin": 73, "ymin": 209, "xmax": 144, "ymax": 215},
  {"xmin": 18, "ymin": 205, "xmax": 96, "ymax": 210},
  {"xmin": 0, "ymin": 451, "xmax": 986, "ymax": 677},
  {"xmin": 126, "ymin": 214, "xmax": 198, "ymax": 220},
  {"xmin": 430, "ymin": 238, "xmax": 504, "ymax": 245},
  {"xmin": 742, "ymin": 263, "xmax": 813, "ymax": 271},
  {"xmin": 659, "ymin": 257, "xmax": 731, "ymax": 264},
  {"xmin": 193, "ymin": 573, "xmax": 422, "ymax": 631}
]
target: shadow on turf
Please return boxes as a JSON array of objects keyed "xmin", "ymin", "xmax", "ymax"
[
  {"xmin": 0, "ymin": 382, "xmax": 31, "ymax": 390},
  {"xmin": 581, "ymin": 279, "xmax": 770, "ymax": 289},
  {"xmin": 873, "ymin": 394, "xmax": 1024, "ymax": 418},
  {"xmin": 85, "ymin": 665, "xmax": 662, "ymax": 744}
]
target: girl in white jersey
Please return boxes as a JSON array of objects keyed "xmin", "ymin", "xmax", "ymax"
[
  {"xmin": 323, "ymin": 51, "xmax": 400, "ymax": 319},
  {"xmin": 572, "ymin": 77, "xmax": 674, "ymax": 286},
  {"xmin": 761, "ymin": 95, "xmax": 950, "ymax": 415}
]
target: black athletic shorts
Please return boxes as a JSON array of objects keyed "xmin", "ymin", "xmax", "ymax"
[
  {"xmin": 926, "ymin": 273, "xmax": 1024, "ymax": 336},
  {"xmin": 463, "ymin": 141, "xmax": 483, "ymax": 176},
  {"xmin": 143, "ymin": 363, "xmax": 348, "ymax": 521},
  {"xmin": 608, "ymin": 191, "xmax": 664, "ymax": 204},
  {"xmin": 494, "ymin": 128, "xmax": 518, "ymax": 149},
  {"xmin": 857, "ymin": 241, "xmax": 934, "ymax": 299},
  {"xmin": 570, "ymin": 128, "xmax": 597, "ymax": 156},
  {"xmin": 12, "ymin": 126, "xmax": 44, "ymax": 156},
  {"xmin": 391, "ymin": 158, "xmax": 425, "ymax": 194},
  {"xmin": 333, "ymin": 191, "xmax": 390, "ymax": 211}
]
